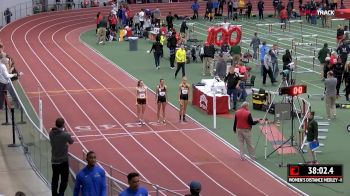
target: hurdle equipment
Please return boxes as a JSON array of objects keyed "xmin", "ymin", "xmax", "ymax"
[
  {"xmin": 330, "ymin": 18, "xmax": 346, "ymax": 28},
  {"xmin": 277, "ymin": 37, "xmax": 295, "ymax": 50},
  {"xmin": 301, "ymin": 34, "xmax": 318, "ymax": 47},
  {"xmin": 294, "ymin": 55, "xmax": 316, "ymax": 70},
  {"xmin": 270, "ymin": 22, "xmax": 286, "ymax": 33},
  {"xmin": 288, "ymin": 20, "xmax": 303, "ymax": 32},
  {"xmin": 293, "ymin": 42, "xmax": 315, "ymax": 56},
  {"xmin": 256, "ymin": 23, "xmax": 271, "ymax": 34}
]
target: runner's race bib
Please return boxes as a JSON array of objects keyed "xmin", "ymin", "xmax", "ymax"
[
  {"xmin": 139, "ymin": 93, "xmax": 146, "ymax": 99},
  {"xmin": 159, "ymin": 91, "xmax": 166, "ymax": 96},
  {"xmin": 182, "ymin": 89, "xmax": 188, "ymax": 95}
]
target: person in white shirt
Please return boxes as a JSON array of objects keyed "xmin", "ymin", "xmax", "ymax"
[
  {"xmin": 222, "ymin": 18, "xmax": 230, "ymax": 30},
  {"xmin": 263, "ymin": 50, "xmax": 277, "ymax": 85},
  {"xmin": 0, "ymin": 58, "xmax": 17, "ymax": 110},
  {"xmin": 139, "ymin": 9, "xmax": 145, "ymax": 30}
]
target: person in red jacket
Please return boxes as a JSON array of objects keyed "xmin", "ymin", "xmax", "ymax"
[
  {"xmin": 233, "ymin": 101, "xmax": 261, "ymax": 161},
  {"xmin": 279, "ymin": 6, "xmax": 288, "ymax": 29}
]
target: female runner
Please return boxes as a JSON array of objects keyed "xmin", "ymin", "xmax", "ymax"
[
  {"xmin": 178, "ymin": 76, "xmax": 190, "ymax": 122},
  {"xmin": 136, "ymin": 80, "xmax": 147, "ymax": 125},
  {"xmin": 156, "ymin": 79, "xmax": 167, "ymax": 123}
]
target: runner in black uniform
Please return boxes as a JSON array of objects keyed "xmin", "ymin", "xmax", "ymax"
[
  {"xmin": 136, "ymin": 80, "xmax": 147, "ymax": 125},
  {"xmin": 178, "ymin": 76, "xmax": 190, "ymax": 122},
  {"xmin": 156, "ymin": 79, "xmax": 167, "ymax": 123}
]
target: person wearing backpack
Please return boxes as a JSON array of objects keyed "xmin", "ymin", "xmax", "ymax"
[{"xmin": 150, "ymin": 36, "xmax": 163, "ymax": 70}]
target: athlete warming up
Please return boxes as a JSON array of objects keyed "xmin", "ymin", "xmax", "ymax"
[
  {"xmin": 156, "ymin": 79, "xmax": 167, "ymax": 123},
  {"xmin": 178, "ymin": 76, "xmax": 190, "ymax": 122},
  {"xmin": 136, "ymin": 80, "xmax": 147, "ymax": 125}
]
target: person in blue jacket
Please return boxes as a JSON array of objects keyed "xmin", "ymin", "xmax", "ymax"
[
  {"xmin": 119, "ymin": 172, "xmax": 148, "ymax": 196},
  {"xmin": 74, "ymin": 151, "xmax": 106, "ymax": 196},
  {"xmin": 260, "ymin": 41, "xmax": 269, "ymax": 76}
]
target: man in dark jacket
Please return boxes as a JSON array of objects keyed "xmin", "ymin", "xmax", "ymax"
[
  {"xmin": 336, "ymin": 41, "xmax": 350, "ymax": 67},
  {"xmin": 233, "ymin": 102, "xmax": 261, "ymax": 160},
  {"xmin": 306, "ymin": 111, "xmax": 318, "ymax": 164},
  {"xmin": 257, "ymin": 0, "xmax": 264, "ymax": 20},
  {"xmin": 50, "ymin": 117, "xmax": 74, "ymax": 196},
  {"xmin": 4, "ymin": 8, "xmax": 12, "ymax": 24},
  {"xmin": 185, "ymin": 181, "xmax": 201, "ymax": 196},
  {"xmin": 318, "ymin": 43, "xmax": 331, "ymax": 80},
  {"xmin": 167, "ymin": 32, "xmax": 177, "ymax": 69},
  {"xmin": 166, "ymin": 12, "xmax": 174, "ymax": 31},
  {"xmin": 203, "ymin": 43, "xmax": 215, "ymax": 76}
]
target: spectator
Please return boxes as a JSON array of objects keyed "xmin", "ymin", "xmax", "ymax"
[
  {"xmin": 167, "ymin": 32, "xmax": 177, "ymax": 69},
  {"xmin": 230, "ymin": 44, "xmax": 241, "ymax": 65},
  {"xmin": 233, "ymin": 102, "xmax": 261, "ymax": 160},
  {"xmin": 336, "ymin": 41, "xmax": 350, "ymax": 67},
  {"xmin": 329, "ymin": 51, "xmax": 338, "ymax": 66},
  {"xmin": 225, "ymin": 66, "xmax": 241, "ymax": 110},
  {"xmin": 166, "ymin": 12, "xmax": 174, "ymax": 31},
  {"xmin": 273, "ymin": 0, "xmax": 280, "ymax": 17},
  {"xmin": 97, "ymin": 16, "xmax": 108, "ymax": 45},
  {"xmin": 4, "ymin": 8, "xmax": 12, "ymax": 24},
  {"xmin": 238, "ymin": 0, "xmax": 245, "ymax": 15},
  {"xmin": 5, "ymin": 55, "xmax": 21, "ymax": 108},
  {"xmin": 250, "ymin": 32, "xmax": 260, "ymax": 61},
  {"xmin": 0, "ymin": 58, "xmax": 17, "ymax": 110},
  {"xmin": 133, "ymin": 13, "xmax": 140, "ymax": 34},
  {"xmin": 260, "ymin": 41, "xmax": 269, "ymax": 76},
  {"xmin": 306, "ymin": 111, "xmax": 318, "ymax": 164},
  {"xmin": 203, "ymin": 42, "xmax": 215, "ymax": 76},
  {"xmin": 218, "ymin": 0, "xmax": 226, "ymax": 14},
  {"xmin": 153, "ymin": 8, "xmax": 161, "ymax": 27},
  {"xmin": 185, "ymin": 181, "xmax": 201, "ymax": 196},
  {"xmin": 74, "ymin": 151, "xmax": 106, "ymax": 196},
  {"xmin": 271, "ymin": 44, "xmax": 279, "ymax": 79},
  {"xmin": 343, "ymin": 63, "xmax": 350, "ymax": 101},
  {"xmin": 50, "ymin": 117, "xmax": 74, "ymax": 196},
  {"xmin": 232, "ymin": 0, "xmax": 239, "ymax": 20},
  {"xmin": 336, "ymin": 25, "xmax": 344, "ymax": 45},
  {"xmin": 149, "ymin": 36, "xmax": 163, "ymax": 69},
  {"xmin": 333, "ymin": 57, "xmax": 343, "ymax": 97},
  {"xmin": 175, "ymin": 45, "xmax": 187, "ymax": 78},
  {"xmin": 280, "ymin": 6, "xmax": 288, "ymax": 29},
  {"xmin": 227, "ymin": 0, "xmax": 233, "ymax": 18},
  {"xmin": 246, "ymin": 0, "xmax": 253, "ymax": 19},
  {"xmin": 324, "ymin": 71, "xmax": 337, "ymax": 120},
  {"xmin": 206, "ymin": 0, "xmax": 213, "ymax": 21},
  {"xmin": 263, "ymin": 50, "xmax": 277, "ymax": 85},
  {"xmin": 257, "ymin": 0, "xmax": 264, "ymax": 20},
  {"xmin": 15, "ymin": 192, "xmax": 26, "ymax": 196},
  {"xmin": 119, "ymin": 172, "xmax": 148, "ymax": 196},
  {"xmin": 191, "ymin": 0, "xmax": 200, "ymax": 19},
  {"xmin": 180, "ymin": 21, "xmax": 189, "ymax": 41},
  {"xmin": 318, "ymin": 43, "xmax": 331, "ymax": 80},
  {"xmin": 96, "ymin": 12, "xmax": 103, "ymax": 34},
  {"xmin": 139, "ymin": 9, "xmax": 145, "ymax": 30},
  {"xmin": 215, "ymin": 53, "xmax": 227, "ymax": 80}
]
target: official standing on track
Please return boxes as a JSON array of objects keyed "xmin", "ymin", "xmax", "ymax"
[
  {"xmin": 74, "ymin": 151, "xmax": 106, "ymax": 196},
  {"xmin": 50, "ymin": 117, "xmax": 74, "ymax": 196},
  {"xmin": 233, "ymin": 102, "xmax": 260, "ymax": 160},
  {"xmin": 156, "ymin": 79, "xmax": 167, "ymax": 123},
  {"xmin": 175, "ymin": 45, "xmax": 187, "ymax": 78},
  {"xmin": 179, "ymin": 77, "xmax": 190, "ymax": 122},
  {"xmin": 324, "ymin": 71, "xmax": 337, "ymax": 120},
  {"xmin": 136, "ymin": 80, "xmax": 147, "ymax": 125}
]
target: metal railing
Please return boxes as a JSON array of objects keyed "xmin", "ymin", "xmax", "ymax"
[{"xmin": 9, "ymin": 78, "xmax": 183, "ymax": 195}]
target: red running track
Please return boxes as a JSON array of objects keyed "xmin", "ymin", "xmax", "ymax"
[{"xmin": 0, "ymin": 7, "xmax": 303, "ymax": 196}]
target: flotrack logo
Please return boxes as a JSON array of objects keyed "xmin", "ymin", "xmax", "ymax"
[
  {"xmin": 317, "ymin": 9, "xmax": 335, "ymax": 16},
  {"xmin": 199, "ymin": 94, "xmax": 208, "ymax": 111}
]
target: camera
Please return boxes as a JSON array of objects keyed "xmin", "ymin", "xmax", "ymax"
[{"xmin": 280, "ymin": 69, "xmax": 289, "ymax": 77}]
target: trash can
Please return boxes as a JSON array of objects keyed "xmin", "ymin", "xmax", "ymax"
[{"xmin": 129, "ymin": 37, "xmax": 138, "ymax": 51}]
